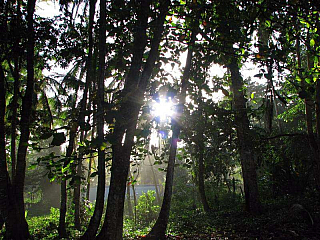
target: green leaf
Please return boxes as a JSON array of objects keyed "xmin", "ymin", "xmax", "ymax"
[
  {"xmin": 251, "ymin": 92, "xmax": 255, "ymax": 99},
  {"xmin": 310, "ymin": 39, "xmax": 315, "ymax": 47},
  {"xmin": 100, "ymin": 142, "xmax": 107, "ymax": 151},
  {"xmin": 28, "ymin": 164, "xmax": 37, "ymax": 170},
  {"xmin": 265, "ymin": 20, "xmax": 271, "ymax": 27}
]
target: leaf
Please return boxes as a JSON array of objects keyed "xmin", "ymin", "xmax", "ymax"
[
  {"xmin": 251, "ymin": 92, "xmax": 255, "ymax": 99},
  {"xmin": 28, "ymin": 164, "xmax": 37, "ymax": 170},
  {"xmin": 100, "ymin": 142, "xmax": 107, "ymax": 151},
  {"xmin": 310, "ymin": 39, "xmax": 315, "ymax": 47},
  {"xmin": 265, "ymin": 20, "xmax": 271, "ymax": 27}
]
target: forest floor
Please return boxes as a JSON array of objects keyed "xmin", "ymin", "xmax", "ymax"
[
  {"xmin": 132, "ymin": 194, "xmax": 320, "ymax": 239},
  {"xmin": 3, "ymin": 193, "xmax": 320, "ymax": 239}
]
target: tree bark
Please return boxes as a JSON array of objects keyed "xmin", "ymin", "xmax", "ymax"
[
  {"xmin": 228, "ymin": 57, "xmax": 261, "ymax": 214},
  {"xmin": 0, "ymin": 66, "xmax": 21, "ymax": 240},
  {"xmin": 97, "ymin": 1, "xmax": 168, "ymax": 239},
  {"xmin": 146, "ymin": 25, "xmax": 197, "ymax": 240},
  {"xmin": 12, "ymin": 0, "xmax": 36, "ymax": 237},
  {"xmin": 10, "ymin": 0, "xmax": 21, "ymax": 180},
  {"xmin": 81, "ymin": 0, "xmax": 106, "ymax": 238},
  {"xmin": 126, "ymin": 181, "xmax": 134, "ymax": 219}
]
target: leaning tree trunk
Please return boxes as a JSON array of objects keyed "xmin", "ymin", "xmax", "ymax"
[
  {"xmin": 146, "ymin": 26, "xmax": 197, "ymax": 240},
  {"xmin": 228, "ymin": 56, "xmax": 261, "ymax": 214},
  {"xmin": 97, "ymin": 2, "xmax": 168, "ymax": 239}
]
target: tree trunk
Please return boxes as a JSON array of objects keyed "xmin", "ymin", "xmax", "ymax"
[
  {"xmin": 146, "ymin": 25, "xmax": 197, "ymax": 240},
  {"xmin": 86, "ymin": 124, "xmax": 95, "ymax": 201},
  {"xmin": 12, "ymin": 0, "xmax": 36, "ymax": 237},
  {"xmin": 73, "ymin": 156, "xmax": 82, "ymax": 230},
  {"xmin": 228, "ymin": 57, "xmax": 261, "ymax": 214},
  {"xmin": 58, "ymin": 177, "xmax": 68, "ymax": 238},
  {"xmin": 132, "ymin": 180, "xmax": 137, "ymax": 224},
  {"xmin": 126, "ymin": 182, "xmax": 133, "ymax": 219},
  {"xmin": 97, "ymin": 2, "xmax": 168, "ymax": 239},
  {"xmin": 10, "ymin": 0, "xmax": 21, "ymax": 180},
  {"xmin": 0, "ymin": 66, "xmax": 21, "ymax": 240},
  {"xmin": 81, "ymin": 0, "xmax": 106, "ymax": 237}
]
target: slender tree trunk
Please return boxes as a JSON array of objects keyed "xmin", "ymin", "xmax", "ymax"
[
  {"xmin": 58, "ymin": 177, "xmax": 68, "ymax": 237},
  {"xmin": 73, "ymin": 156, "xmax": 82, "ymax": 230},
  {"xmin": 146, "ymin": 25, "xmax": 197, "ymax": 240},
  {"xmin": 97, "ymin": 2, "xmax": 168, "ymax": 239},
  {"xmin": 81, "ymin": 0, "xmax": 106, "ymax": 237},
  {"xmin": 228, "ymin": 57, "xmax": 261, "ymax": 213},
  {"xmin": 12, "ymin": 0, "xmax": 36, "ymax": 237},
  {"xmin": 10, "ymin": 0, "xmax": 21, "ymax": 180},
  {"xmin": 126, "ymin": 182, "xmax": 133, "ymax": 219},
  {"xmin": 131, "ymin": 177, "xmax": 137, "ymax": 224},
  {"xmin": 86, "ymin": 125, "xmax": 95, "ymax": 201}
]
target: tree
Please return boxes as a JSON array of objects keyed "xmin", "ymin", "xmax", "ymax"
[
  {"xmin": 0, "ymin": 0, "xmax": 37, "ymax": 238},
  {"xmin": 146, "ymin": 15, "xmax": 199, "ymax": 239},
  {"xmin": 97, "ymin": 1, "xmax": 169, "ymax": 239}
]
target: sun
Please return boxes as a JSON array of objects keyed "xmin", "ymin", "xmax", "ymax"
[{"xmin": 151, "ymin": 97, "xmax": 175, "ymax": 122}]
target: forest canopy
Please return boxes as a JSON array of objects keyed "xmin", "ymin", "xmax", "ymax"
[{"xmin": 1, "ymin": 0, "xmax": 320, "ymax": 239}]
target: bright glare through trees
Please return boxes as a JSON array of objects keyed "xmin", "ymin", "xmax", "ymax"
[{"xmin": 151, "ymin": 98, "xmax": 175, "ymax": 122}]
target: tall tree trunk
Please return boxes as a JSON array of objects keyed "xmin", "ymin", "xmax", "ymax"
[
  {"xmin": 0, "ymin": 66, "xmax": 21, "ymax": 240},
  {"xmin": 10, "ymin": 0, "xmax": 21, "ymax": 180},
  {"xmin": 146, "ymin": 26, "xmax": 197, "ymax": 240},
  {"xmin": 228, "ymin": 57, "xmax": 261, "ymax": 213},
  {"xmin": 81, "ymin": 0, "xmax": 106, "ymax": 237},
  {"xmin": 73, "ymin": 0, "xmax": 96, "ymax": 228},
  {"xmin": 97, "ymin": 2, "xmax": 168, "ymax": 239},
  {"xmin": 13, "ymin": 0, "xmax": 36, "ymax": 237}
]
